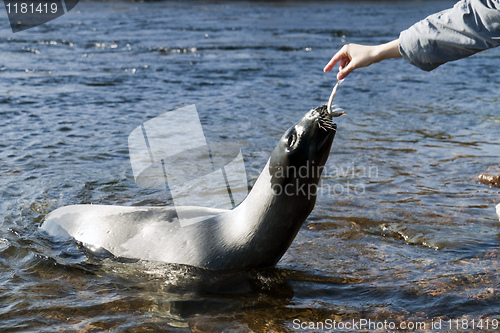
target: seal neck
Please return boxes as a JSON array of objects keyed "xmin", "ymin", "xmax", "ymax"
[{"xmin": 224, "ymin": 160, "xmax": 315, "ymax": 267}]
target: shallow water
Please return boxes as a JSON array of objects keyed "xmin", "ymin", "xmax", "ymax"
[{"xmin": 1, "ymin": 0, "xmax": 499, "ymax": 331}]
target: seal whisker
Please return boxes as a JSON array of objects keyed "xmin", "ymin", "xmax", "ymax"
[{"xmin": 317, "ymin": 112, "xmax": 335, "ymax": 132}]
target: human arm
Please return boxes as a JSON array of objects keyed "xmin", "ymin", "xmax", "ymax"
[
  {"xmin": 324, "ymin": 0, "xmax": 500, "ymax": 77},
  {"xmin": 323, "ymin": 40, "xmax": 402, "ymax": 80},
  {"xmin": 399, "ymin": 0, "xmax": 500, "ymax": 71}
]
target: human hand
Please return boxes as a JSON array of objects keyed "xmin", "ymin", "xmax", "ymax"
[
  {"xmin": 323, "ymin": 44, "xmax": 379, "ymax": 80},
  {"xmin": 323, "ymin": 40, "xmax": 401, "ymax": 80}
]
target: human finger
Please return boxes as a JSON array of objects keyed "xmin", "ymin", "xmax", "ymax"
[
  {"xmin": 337, "ymin": 61, "xmax": 356, "ymax": 80},
  {"xmin": 323, "ymin": 46, "xmax": 347, "ymax": 72}
]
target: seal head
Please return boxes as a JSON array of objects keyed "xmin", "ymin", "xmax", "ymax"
[{"xmin": 269, "ymin": 105, "xmax": 336, "ymax": 213}]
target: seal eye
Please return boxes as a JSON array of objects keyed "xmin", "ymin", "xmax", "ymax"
[{"xmin": 288, "ymin": 131, "xmax": 297, "ymax": 148}]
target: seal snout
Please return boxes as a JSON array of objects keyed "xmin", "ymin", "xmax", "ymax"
[{"xmin": 313, "ymin": 105, "xmax": 336, "ymax": 133}]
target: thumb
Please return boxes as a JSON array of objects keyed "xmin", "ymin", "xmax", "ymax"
[{"xmin": 337, "ymin": 62, "xmax": 355, "ymax": 80}]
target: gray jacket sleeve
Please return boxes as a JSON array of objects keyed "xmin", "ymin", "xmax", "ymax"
[{"xmin": 399, "ymin": 0, "xmax": 500, "ymax": 71}]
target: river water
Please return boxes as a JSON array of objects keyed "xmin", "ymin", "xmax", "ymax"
[{"xmin": 1, "ymin": 0, "xmax": 499, "ymax": 331}]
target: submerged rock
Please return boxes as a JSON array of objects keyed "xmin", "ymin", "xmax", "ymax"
[{"xmin": 478, "ymin": 165, "xmax": 500, "ymax": 187}]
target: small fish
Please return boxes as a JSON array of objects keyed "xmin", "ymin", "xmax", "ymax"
[{"xmin": 327, "ymin": 79, "xmax": 345, "ymax": 117}]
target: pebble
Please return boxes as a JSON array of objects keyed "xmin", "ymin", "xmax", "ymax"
[{"xmin": 478, "ymin": 165, "xmax": 500, "ymax": 187}]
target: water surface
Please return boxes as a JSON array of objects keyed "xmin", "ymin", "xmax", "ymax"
[{"xmin": 1, "ymin": 0, "xmax": 499, "ymax": 331}]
